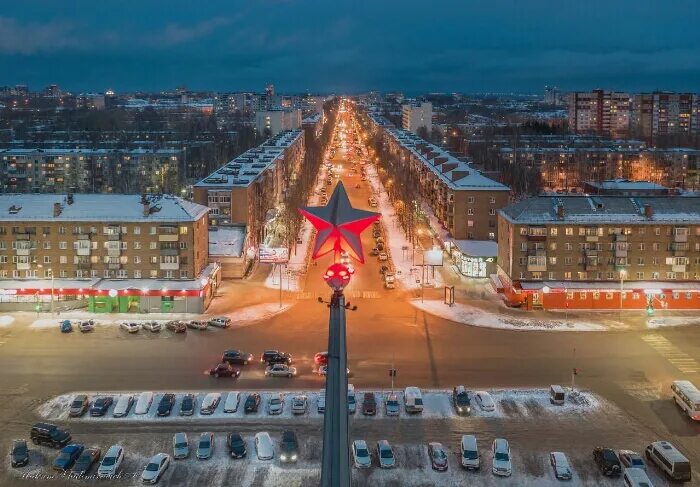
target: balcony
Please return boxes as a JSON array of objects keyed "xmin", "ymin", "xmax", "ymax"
[
  {"xmin": 76, "ymin": 261, "xmax": 91, "ymax": 270},
  {"xmin": 672, "ymin": 264, "xmax": 687, "ymax": 273},
  {"xmin": 15, "ymin": 248, "xmax": 30, "ymax": 256},
  {"xmin": 16, "ymin": 263, "xmax": 30, "ymax": 270},
  {"xmin": 158, "ymin": 234, "xmax": 179, "ymax": 242},
  {"xmin": 108, "ymin": 263, "xmax": 122, "ymax": 270},
  {"xmin": 107, "ymin": 248, "xmax": 121, "ymax": 257},
  {"xmin": 160, "ymin": 248, "xmax": 179, "ymax": 256},
  {"xmin": 76, "ymin": 233, "xmax": 90, "ymax": 240},
  {"xmin": 159, "ymin": 262, "xmax": 179, "ymax": 271},
  {"xmin": 614, "ymin": 233, "xmax": 627, "ymax": 242},
  {"xmin": 673, "ymin": 229, "xmax": 688, "ymax": 243},
  {"xmin": 107, "ymin": 233, "xmax": 121, "ymax": 241}
]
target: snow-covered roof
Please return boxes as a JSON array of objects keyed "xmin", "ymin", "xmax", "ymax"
[
  {"xmin": 0, "ymin": 148, "xmax": 182, "ymax": 157},
  {"xmin": 452, "ymin": 239, "xmax": 497, "ymax": 257},
  {"xmin": 500, "ymin": 195, "xmax": 700, "ymax": 224},
  {"xmin": 0, "ymin": 278, "xmax": 98, "ymax": 290},
  {"xmin": 208, "ymin": 225, "xmax": 246, "ymax": 257},
  {"xmin": 586, "ymin": 180, "xmax": 667, "ymax": 191},
  {"xmin": 0, "ymin": 194, "xmax": 209, "ymax": 222}
]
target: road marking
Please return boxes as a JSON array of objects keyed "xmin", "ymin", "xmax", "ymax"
[{"xmin": 642, "ymin": 334, "xmax": 700, "ymax": 373}]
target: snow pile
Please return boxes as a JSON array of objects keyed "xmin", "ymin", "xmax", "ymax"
[
  {"xmin": 0, "ymin": 315, "xmax": 14, "ymax": 327},
  {"xmin": 647, "ymin": 316, "xmax": 700, "ymax": 329},
  {"xmin": 411, "ymin": 299, "xmax": 607, "ymax": 332}
]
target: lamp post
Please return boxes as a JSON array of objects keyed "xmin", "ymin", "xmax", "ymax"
[
  {"xmin": 619, "ymin": 269, "xmax": 627, "ymax": 323},
  {"xmin": 38, "ymin": 264, "xmax": 54, "ymax": 315}
]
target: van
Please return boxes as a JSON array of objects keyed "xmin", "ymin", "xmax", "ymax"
[
  {"xmin": 134, "ymin": 392, "xmax": 154, "ymax": 415},
  {"xmin": 460, "ymin": 434, "xmax": 480, "ymax": 470},
  {"xmin": 645, "ymin": 441, "xmax": 691, "ymax": 482},
  {"xmin": 623, "ymin": 467, "xmax": 654, "ymax": 487},
  {"xmin": 549, "ymin": 385, "xmax": 566, "ymax": 405},
  {"xmin": 113, "ymin": 394, "xmax": 134, "ymax": 418},
  {"xmin": 404, "ymin": 387, "xmax": 424, "ymax": 414}
]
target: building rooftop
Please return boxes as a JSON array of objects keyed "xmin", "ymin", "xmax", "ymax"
[
  {"xmin": 208, "ymin": 225, "xmax": 245, "ymax": 257},
  {"xmin": 0, "ymin": 148, "xmax": 182, "ymax": 157},
  {"xmin": 585, "ymin": 179, "xmax": 668, "ymax": 191},
  {"xmin": 500, "ymin": 195, "xmax": 700, "ymax": 224},
  {"xmin": 194, "ymin": 130, "xmax": 302, "ymax": 189},
  {"xmin": 0, "ymin": 193, "xmax": 209, "ymax": 222}
]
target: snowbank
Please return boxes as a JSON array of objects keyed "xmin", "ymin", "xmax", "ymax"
[
  {"xmin": 0, "ymin": 315, "xmax": 14, "ymax": 327},
  {"xmin": 411, "ymin": 299, "xmax": 607, "ymax": 332},
  {"xmin": 647, "ymin": 316, "xmax": 700, "ymax": 329}
]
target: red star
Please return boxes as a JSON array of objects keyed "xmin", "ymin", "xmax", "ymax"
[{"xmin": 299, "ymin": 181, "xmax": 379, "ymax": 263}]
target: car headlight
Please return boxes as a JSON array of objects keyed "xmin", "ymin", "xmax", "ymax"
[
  {"xmin": 466, "ymin": 406, "xmax": 471, "ymax": 413},
  {"xmin": 281, "ymin": 454, "xmax": 287, "ymax": 461},
  {"xmin": 291, "ymin": 454, "xmax": 297, "ymax": 461}
]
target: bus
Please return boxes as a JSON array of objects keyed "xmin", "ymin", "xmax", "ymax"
[{"xmin": 671, "ymin": 380, "xmax": 700, "ymax": 421}]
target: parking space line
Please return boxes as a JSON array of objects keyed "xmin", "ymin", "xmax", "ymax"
[{"xmin": 642, "ymin": 334, "xmax": 700, "ymax": 374}]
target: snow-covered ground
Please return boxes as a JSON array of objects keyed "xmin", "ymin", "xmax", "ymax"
[
  {"xmin": 0, "ymin": 315, "xmax": 14, "ymax": 327},
  {"xmin": 646, "ymin": 316, "xmax": 700, "ymax": 329},
  {"xmin": 411, "ymin": 299, "xmax": 607, "ymax": 332},
  {"xmin": 38, "ymin": 388, "xmax": 602, "ymax": 423}
]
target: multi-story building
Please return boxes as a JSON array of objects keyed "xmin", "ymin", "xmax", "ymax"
[
  {"xmin": 0, "ymin": 193, "xmax": 217, "ymax": 313},
  {"xmin": 632, "ymin": 92, "xmax": 700, "ymax": 140},
  {"xmin": 255, "ymin": 109, "xmax": 302, "ymax": 136},
  {"xmin": 568, "ymin": 90, "xmax": 631, "ymax": 137},
  {"xmin": 497, "ymin": 195, "xmax": 700, "ymax": 310},
  {"xmin": 401, "ymin": 102, "xmax": 433, "ymax": 134},
  {"xmin": 193, "ymin": 130, "xmax": 305, "ymax": 249}
]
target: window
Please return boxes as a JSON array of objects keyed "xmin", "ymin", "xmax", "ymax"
[
  {"xmin": 43, "ymin": 241, "xmax": 51, "ymax": 250},
  {"xmin": 179, "ymin": 241, "xmax": 187, "ymax": 249},
  {"xmin": 180, "ymin": 270, "xmax": 189, "ymax": 279},
  {"xmin": 134, "ymin": 256, "xmax": 141, "ymax": 264},
  {"xmin": 150, "ymin": 256, "xmax": 157, "ymax": 264},
  {"xmin": 651, "ymin": 272, "xmax": 660, "ymax": 280},
  {"xmin": 179, "ymin": 226, "xmax": 188, "ymax": 235},
  {"xmin": 579, "ymin": 292, "xmax": 586, "ymax": 300},
  {"xmin": 654, "ymin": 228, "xmax": 660, "ymax": 236},
  {"xmin": 467, "ymin": 208, "xmax": 474, "ymax": 215},
  {"xmin": 467, "ymin": 196, "xmax": 475, "ymax": 203},
  {"xmin": 117, "ymin": 270, "xmax": 128, "ymax": 278},
  {"xmin": 550, "ymin": 228, "xmax": 558, "ymax": 236},
  {"xmin": 467, "ymin": 220, "xmax": 474, "ymax": 228},
  {"xmin": 133, "ymin": 226, "xmax": 141, "ymax": 235},
  {"xmin": 519, "ymin": 257, "xmax": 527, "ymax": 265},
  {"xmin": 549, "ymin": 257, "xmax": 557, "ymax": 265},
  {"xmin": 592, "ymin": 292, "xmax": 600, "ymax": 300},
  {"xmin": 564, "ymin": 257, "xmax": 572, "ymax": 265},
  {"xmin": 59, "ymin": 256, "xmax": 67, "ymax": 264},
  {"xmin": 686, "ymin": 292, "xmax": 692, "ymax": 300},
  {"xmin": 59, "ymin": 226, "xmax": 66, "ymax": 234},
  {"xmin": 134, "ymin": 242, "xmax": 141, "ymax": 250},
  {"xmin": 549, "ymin": 242, "xmax": 557, "ymax": 251},
  {"xmin": 672, "ymin": 292, "xmax": 679, "ymax": 300},
  {"xmin": 652, "ymin": 243, "xmax": 660, "ymax": 251},
  {"xmin": 488, "ymin": 208, "xmax": 495, "ymax": 215},
  {"xmin": 639, "ymin": 243, "xmax": 645, "ymax": 251},
  {"xmin": 666, "ymin": 272, "xmax": 676, "ymax": 279},
  {"xmin": 59, "ymin": 241, "xmax": 67, "ymax": 249},
  {"xmin": 564, "ymin": 271, "xmax": 571, "ymax": 280},
  {"xmin": 149, "ymin": 242, "xmax": 157, "ymax": 250},
  {"xmin": 565, "ymin": 227, "xmax": 573, "ymax": 236},
  {"xmin": 637, "ymin": 257, "xmax": 644, "ymax": 265},
  {"xmin": 150, "ymin": 270, "xmax": 158, "ymax": 278},
  {"xmin": 150, "ymin": 227, "xmax": 156, "ymax": 235},
  {"xmin": 636, "ymin": 272, "xmax": 644, "ymax": 279},
  {"xmin": 606, "ymin": 272, "xmax": 614, "ymax": 279},
  {"xmin": 519, "ymin": 227, "xmax": 527, "ymax": 236},
  {"xmin": 488, "ymin": 232, "xmax": 495, "ymax": 240},
  {"xmin": 43, "ymin": 256, "xmax": 51, "ymax": 264},
  {"xmin": 163, "ymin": 270, "xmax": 175, "ymax": 279},
  {"xmin": 0, "ymin": 256, "xmax": 6, "ymax": 263},
  {"xmin": 565, "ymin": 243, "xmax": 572, "ymax": 251},
  {"xmin": 605, "ymin": 292, "xmax": 613, "ymax": 300}
]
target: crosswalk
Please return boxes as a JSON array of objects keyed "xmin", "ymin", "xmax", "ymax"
[{"xmin": 642, "ymin": 334, "xmax": 700, "ymax": 374}]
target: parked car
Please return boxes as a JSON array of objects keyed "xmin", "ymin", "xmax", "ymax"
[
  {"xmin": 113, "ymin": 395, "xmax": 134, "ymax": 418},
  {"xmin": 120, "ymin": 322, "xmax": 140, "ymax": 333},
  {"xmin": 172, "ymin": 433, "xmax": 189, "ymax": 460},
  {"xmin": 348, "ymin": 385, "xmax": 357, "ymax": 414},
  {"xmin": 260, "ymin": 350, "xmax": 292, "ymax": 365},
  {"xmin": 317, "ymin": 365, "xmax": 350, "ymax": 376},
  {"xmin": 208, "ymin": 317, "xmax": 231, "ymax": 328},
  {"xmin": 428, "ymin": 442, "xmax": 449, "ymax": 471},
  {"xmin": 267, "ymin": 393, "xmax": 284, "ymax": 415},
  {"xmin": 223, "ymin": 392, "xmax": 241, "ymax": 413},
  {"xmin": 69, "ymin": 394, "xmax": 89, "ymax": 417},
  {"xmin": 379, "ymin": 265, "xmax": 389, "ymax": 275},
  {"xmin": 72, "ymin": 447, "xmax": 101, "ymax": 476},
  {"xmin": 593, "ymin": 447, "xmax": 621, "ymax": 477},
  {"xmin": 89, "ymin": 396, "xmax": 113, "ymax": 417},
  {"xmin": 227, "ymin": 433, "xmax": 247, "ymax": 459},
  {"xmin": 141, "ymin": 453, "xmax": 170, "ymax": 484},
  {"xmin": 10, "ymin": 439, "xmax": 30, "ymax": 468},
  {"xmin": 550, "ymin": 451, "xmax": 573, "ymax": 480},
  {"xmin": 475, "ymin": 391, "xmax": 495, "ymax": 412},
  {"xmin": 361, "ymin": 392, "xmax": 377, "ymax": 416},
  {"xmin": 255, "ymin": 432, "xmax": 274, "ymax": 460},
  {"xmin": 280, "ymin": 430, "xmax": 299, "ymax": 463},
  {"xmin": 378, "ymin": 252, "xmax": 388, "ymax": 261},
  {"xmin": 179, "ymin": 394, "xmax": 195, "ymax": 416},
  {"xmin": 318, "ymin": 390, "xmax": 326, "ymax": 414},
  {"xmin": 208, "ymin": 362, "xmax": 241, "ymax": 378},
  {"xmin": 97, "ymin": 445, "xmax": 124, "ymax": 478},
  {"xmin": 187, "ymin": 320, "xmax": 208, "ymax": 330},
  {"xmin": 29, "ymin": 423, "xmax": 72, "ymax": 448},
  {"xmin": 314, "ymin": 351, "xmax": 329, "ymax": 366},
  {"xmin": 352, "ymin": 440, "xmax": 371, "ymax": 468},
  {"xmin": 460, "ymin": 435, "xmax": 480, "ymax": 470},
  {"xmin": 265, "ymin": 363, "xmax": 297, "ymax": 377},
  {"xmin": 377, "ymin": 440, "xmax": 396, "ymax": 468},
  {"xmin": 53, "ymin": 444, "xmax": 84, "ymax": 471},
  {"xmin": 78, "ymin": 320, "xmax": 95, "ymax": 332},
  {"xmin": 619, "ymin": 450, "xmax": 646, "ymax": 470},
  {"xmin": 165, "ymin": 321, "xmax": 186, "ymax": 333},
  {"xmin": 134, "ymin": 392, "xmax": 154, "ymax": 415},
  {"xmin": 291, "ymin": 395, "xmax": 308, "ymax": 415},
  {"xmin": 60, "ymin": 320, "xmax": 73, "ymax": 333},
  {"xmin": 453, "ymin": 386, "xmax": 471, "ymax": 416},
  {"xmin": 244, "ymin": 393, "xmax": 261, "ymax": 413},
  {"xmin": 404, "ymin": 387, "xmax": 424, "ymax": 414},
  {"xmin": 156, "ymin": 393, "xmax": 176, "ymax": 417},
  {"xmin": 385, "ymin": 393, "xmax": 400, "ymax": 416},
  {"xmin": 222, "ymin": 350, "xmax": 253, "ymax": 365},
  {"xmin": 492, "ymin": 439, "xmax": 512, "ymax": 476},
  {"xmin": 196, "ymin": 432, "xmax": 214, "ymax": 460},
  {"xmin": 200, "ymin": 393, "xmax": 222, "ymax": 415},
  {"xmin": 142, "ymin": 321, "xmax": 161, "ymax": 332}
]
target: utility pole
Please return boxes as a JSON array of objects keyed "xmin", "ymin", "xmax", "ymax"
[{"xmin": 571, "ymin": 347, "xmax": 577, "ymax": 393}]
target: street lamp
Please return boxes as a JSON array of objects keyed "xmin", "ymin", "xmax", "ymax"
[
  {"xmin": 37, "ymin": 264, "xmax": 54, "ymax": 315},
  {"xmin": 619, "ymin": 269, "xmax": 627, "ymax": 322}
]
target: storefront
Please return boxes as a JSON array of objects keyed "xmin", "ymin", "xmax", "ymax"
[{"xmin": 446, "ymin": 240, "xmax": 498, "ymax": 278}]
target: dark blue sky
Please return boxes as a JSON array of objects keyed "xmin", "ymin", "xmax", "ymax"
[{"xmin": 1, "ymin": 0, "xmax": 699, "ymax": 94}]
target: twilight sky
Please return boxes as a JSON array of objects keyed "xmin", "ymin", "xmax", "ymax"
[{"xmin": 1, "ymin": 0, "xmax": 699, "ymax": 94}]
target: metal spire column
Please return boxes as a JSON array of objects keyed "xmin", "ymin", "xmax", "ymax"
[{"xmin": 320, "ymin": 289, "xmax": 350, "ymax": 487}]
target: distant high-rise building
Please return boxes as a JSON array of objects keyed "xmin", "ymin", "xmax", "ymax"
[
  {"xmin": 401, "ymin": 102, "xmax": 433, "ymax": 134},
  {"xmin": 632, "ymin": 92, "xmax": 700, "ymax": 140},
  {"xmin": 568, "ymin": 90, "xmax": 631, "ymax": 137},
  {"xmin": 544, "ymin": 86, "xmax": 562, "ymax": 105},
  {"xmin": 255, "ymin": 109, "xmax": 302, "ymax": 136},
  {"xmin": 266, "ymin": 83, "xmax": 275, "ymax": 98},
  {"xmin": 44, "ymin": 84, "xmax": 62, "ymax": 98}
]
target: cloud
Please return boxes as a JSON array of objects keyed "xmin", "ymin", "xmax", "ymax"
[
  {"xmin": 0, "ymin": 17, "xmax": 79, "ymax": 54},
  {"xmin": 150, "ymin": 17, "xmax": 232, "ymax": 47}
]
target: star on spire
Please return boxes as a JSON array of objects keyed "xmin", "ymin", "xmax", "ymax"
[{"xmin": 299, "ymin": 181, "xmax": 380, "ymax": 263}]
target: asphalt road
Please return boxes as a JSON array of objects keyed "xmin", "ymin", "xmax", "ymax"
[{"xmin": 1, "ymin": 109, "xmax": 700, "ymax": 485}]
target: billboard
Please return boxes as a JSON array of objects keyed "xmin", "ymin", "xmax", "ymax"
[{"xmin": 259, "ymin": 246, "xmax": 289, "ymax": 264}]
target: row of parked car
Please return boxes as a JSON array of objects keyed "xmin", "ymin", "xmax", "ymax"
[{"xmin": 59, "ymin": 317, "xmax": 232, "ymax": 334}]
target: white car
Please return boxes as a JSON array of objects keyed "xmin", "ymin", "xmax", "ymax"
[
  {"xmin": 255, "ymin": 432, "xmax": 274, "ymax": 460},
  {"xmin": 267, "ymin": 393, "xmax": 284, "ymax": 415},
  {"xmin": 377, "ymin": 440, "xmax": 396, "ymax": 468},
  {"xmin": 385, "ymin": 393, "xmax": 400, "ymax": 416},
  {"xmin": 460, "ymin": 434, "xmax": 480, "ymax": 470},
  {"xmin": 98, "ymin": 445, "xmax": 124, "ymax": 478},
  {"xmin": 317, "ymin": 365, "xmax": 350, "ymax": 376},
  {"xmin": 200, "ymin": 392, "xmax": 221, "ymax": 415},
  {"xmin": 378, "ymin": 252, "xmax": 388, "ymax": 261},
  {"xmin": 492, "ymin": 439, "xmax": 512, "ymax": 476},
  {"xmin": 291, "ymin": 395, "xmax": 308, "ymax": 415},
  {"xmin": 265, "ymin": 363, "xmax": 297, "ymax": 377},
  {"xmin": 318, "ymin": 390, "xmax": 326, "ymax": 413},
  {"xmin": 352, "ymin": 440, "xmax": 371, "ymax": 468},
  {"xmin": 475, "ymin": 391, "xmax": 496, "ymax": 412},
  {"xmin": 208, "ymin": 317, "xmax": 231, "ymax": 328},
  {"xmin": 134, "ymin": 392, "xmax": 154, "ymax": 415},
  {"xmin": 141, "ymin": 453, "xmax": 170, "ymax": 484},
  {"xmin": 112, "ymin": 394, "xmax": 134, "ymax": 417},
  {"xmin": 223, "ymin": 392, "xmax": 240, "ymax": 413},
  {"xmin": 120, "ymin": 322, "xmax": 140, "ymax": 333},
  {"xmin": 549, "ymin": 451, "xmax": 573, "ymax": 480},
  {"xmin": 142, "ymin": 321, "xmax": 161, "ymax": 332}
]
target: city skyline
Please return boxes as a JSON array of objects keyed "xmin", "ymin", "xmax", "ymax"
[{"xmin": 1, "ymin": 0, "xmax": 699, "ymax": 93}]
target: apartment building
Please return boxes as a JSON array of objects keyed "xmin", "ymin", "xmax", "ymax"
[
  {"xmin": 401, "ymin": 102, "xmax": 433, "ymax": 133},
  {"xmin": 0, "ymin": 193, "xmax": 216, "ymax": 313},
  {"xmin": 255, "ymin": 109, "xmax": 302, "ymax": 136},
  {"xmin": 632, "ymin": 92, "xmax": 700, "ymax": 139},
  {"xmin": 0, "ymin": 148, "xmax": 183, "ymax": 194},
  {"xmin": 497, "ymin": 195, "xmax": 700, "ymax": 311},
  {"xmin": 568, "ymin": 90, "xmax": 631, "ymax": 137},
  {"xmin": 193, "ymin": 130, "xmax": 305, "ymax": 249}
]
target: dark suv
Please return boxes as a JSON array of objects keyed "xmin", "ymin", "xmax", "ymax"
[
  {"xmin": 157, "ymin": 393, "xmax": 176, "ymax": 417},
  {"xmin": 30, "ymin": 423, "xmax": 71, "ymax": 449},
  {"xmin": 260, "ymin": 350, "xmax": 292, "ymax": 365},
  {"xmin": 362, "ymin": 393, "xmax": 377, "ymax": 416},
  {"xmin": 452, "ymin": 386, "xmax": 471, "ymax": 416},
  {"xmin": 593, "ymin": 447, "xmax": 621, "ymax": 476}
]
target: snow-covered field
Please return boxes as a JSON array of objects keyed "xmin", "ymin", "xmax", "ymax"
[
  {"xmin": 647, "ymin": 316, "xmax": 700, "ymax": 329},
  {"xmin": 411, "ymin": 299, "xmax": 607, "ymax": 332},
  {"xmin": 0, "ymin": 315, "xmax": 14, "ymax": 327},
  {"xmin": 38, "ymin": 388, "xmax": 602, "ymax": 423}
]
